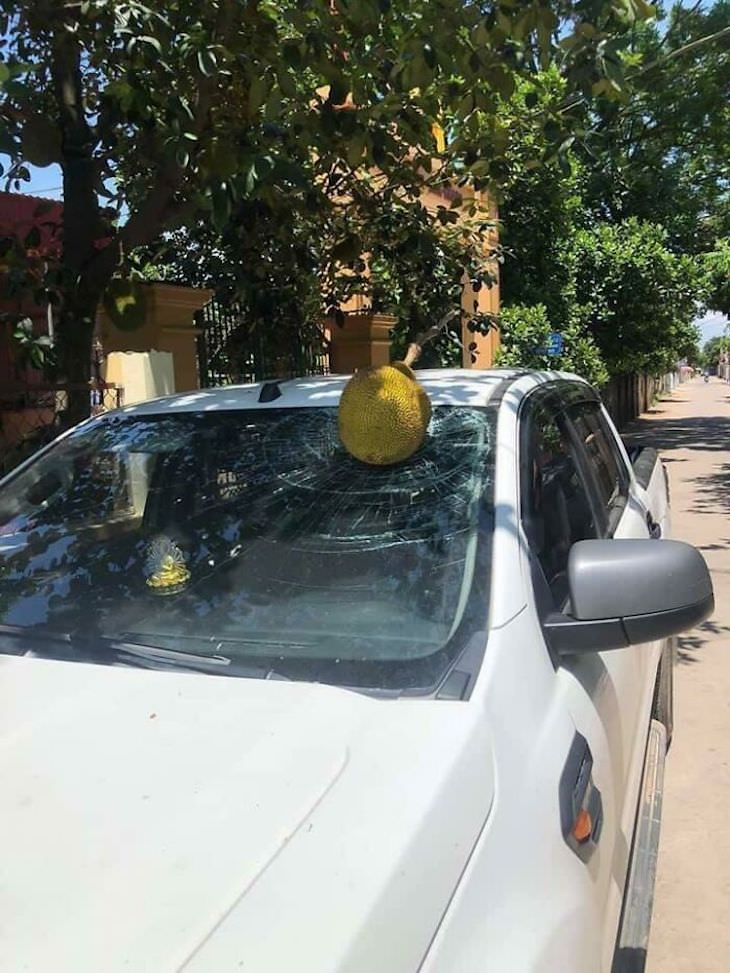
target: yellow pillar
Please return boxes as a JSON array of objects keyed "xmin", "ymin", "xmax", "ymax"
[
  {"xmin": 327, "ymin": 312, "xmax": 394, "ymax": 373},
  {"xmin": 99, "ymin": 283, "xmax": 213, "ymax": 392}
]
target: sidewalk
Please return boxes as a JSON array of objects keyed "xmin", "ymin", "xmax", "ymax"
[{"xmin": 623, "ymin": 377, "xmax": 730, "ymax": 972}]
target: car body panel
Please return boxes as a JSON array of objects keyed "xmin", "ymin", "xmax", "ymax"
[
  {"xmin": 0, "ymin": 655, "xmax": 495, "ymax": 973},
  {"xmin": 421, "ymin": 606, "xmax": 601, "ymax": 972},
  {"xmin": 0, "ymin": 369, "xmax": 673, "ymax": 972}
]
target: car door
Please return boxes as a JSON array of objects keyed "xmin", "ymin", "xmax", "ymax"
[
  {"xmin": 563, "ymin": 400, "xmax": 658, "ymax": 798},
  {"xmin": 520, "ymin": 383, "xmax": 658, "ymax": 968}
]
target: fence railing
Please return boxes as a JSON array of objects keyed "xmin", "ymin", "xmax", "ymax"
[
  {"xmin": 0, "ymin": 382, "xmax": 123, "ymax": 477},
  {"xmin": 195, "ymin": 299, "xmax": 329, "ymax": 388},
  {"xmin": 601, "ymin": 370, "xmax": 683, "ymax": 429}
]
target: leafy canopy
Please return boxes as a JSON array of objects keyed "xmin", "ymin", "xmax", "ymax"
[{"xmin": 1, "ymin": 0, "xmax": 652, "ymax": 391}]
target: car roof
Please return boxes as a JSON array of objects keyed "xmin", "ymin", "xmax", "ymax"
[{"xmin": 115, "ymin": 368, "xmax": 581, "ymax": 417}]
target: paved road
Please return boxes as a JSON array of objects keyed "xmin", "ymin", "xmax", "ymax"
[{"xmin": 624, "ymin": 378, "xmax": 730, "ymax": 971}]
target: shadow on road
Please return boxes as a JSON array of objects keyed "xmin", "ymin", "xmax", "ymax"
[
  {"xmin": 689, "ymin": 462, "xmax": 730, "ymax": 515},
  {"xmin": 623, "ymin": 408, "xmax": 730, "ymax": 515},
  {"xmin": 623, "ymin": 413, "xmax": 730, "ymax": 453},
  {"xmin": 621, "ymin": 390, "xmax": 730, "ymax": 666},
  {"xmin": 676, "ymin": 619, "xmax": 730, "ymax": 665}
]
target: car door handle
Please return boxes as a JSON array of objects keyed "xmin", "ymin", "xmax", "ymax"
[{"xmin": 647, "ymin": 511, "xmax": 662, "ymax": 539}]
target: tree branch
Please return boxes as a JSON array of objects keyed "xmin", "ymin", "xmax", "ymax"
[
  {"xmin": 636, "ymin": 24, "xmax": 730, "ymax": 77},
  {"xmin": 403, "ymin": 307, "xmax": 461, "ymax": 366}
]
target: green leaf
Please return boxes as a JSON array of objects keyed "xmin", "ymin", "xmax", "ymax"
[
  {"xmin": 346, "ymin": 133, "xmax": 367, "ymax": 169},
  {"xmin": 542, "ymin": 119, "xmax": 562, "ymax": 143},
  {"xmin": 264, "ymin": 87, "xmax": 283, "ymax": 121},
  {"xmin": 24, "ymin": 226, "xmax": 41, "ymax": 248},
  {"xmin": 278, "ymin": 69, "xmax": 297, "ymax": 99},
  {"xmin": 410, "ymin": 54, "xmax": 434, "ymax": 89},
  {"xmin": 248, "ymin": 74, "xmax": 270, "ymax": 114},
  {"xmin": 207, "ymin": 140, "xmax": 239, "ymax": 178},
  {"xmin": 254, "ymin": 155, "xmax": 274, "ymax": 180},
  {"xmin": 4, "ymin": 79, "xmax": 32, "ymax": 103},
  {"xmin": 282, "ymin": 41, "xmax": 302, "ymax": 69},
  {"xmin": 332, "ymin": 234, "xmax": 362, "ymax": 263},
  {"xmin": 103, "ymin": 278, "xmax": 148, "ymax": 332},
  {"xmin": 21, "ymin": 115, "xmax": 62, "ymax": 168},
  {"xmin": 244, "ymin": 163, "xmax": 257, "ymax": 195},
  {"xmin": 139, "ymin": 36, "xmax": 162, "ymax": 55},
  {"xmin": 104, "ymin": 79, "xmax": 135, "ymax": 112},
  {"xmin": 0, "ymin": 130, "xmax": 18, "ymax": 156},
  {"xmin": 210, "ymin": 182, "xmax": 231, "ymax": 231},
  {"xmin": 197, "ymin": 48, "xmax": 218, "ymax": 77}
]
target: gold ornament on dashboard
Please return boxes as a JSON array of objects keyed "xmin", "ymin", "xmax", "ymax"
[{"xmin": 144, "ymin": 537, "xmax": 190, "ymax": 595}]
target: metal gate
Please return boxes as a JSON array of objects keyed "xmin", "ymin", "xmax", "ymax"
[{"xmin": 195, "ymin": 299, "xmax": 329, "ymax": 388}]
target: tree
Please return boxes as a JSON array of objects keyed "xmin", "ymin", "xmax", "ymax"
[
  {"xmin": 579, "ymin": 1, "xmax": 730, "ymax": 254},
  {"xmin": 571, "ymin": 219, "xmax": 702, "ymax": 374},
  {"xmin": 704, "ymin": 240, "xmax": 730, "ymax": 317},
  {"xmin": 1, "ymin": 0, "xmax": 651, "ymax": 418},
  {"xmin": 497, "ymin": 70, "xmax": 587, "ymax": 329},
  {"xmin": 494, "ymin": 1, "xmax": 725, "ymax": 381},
  {"xmin": 700, "ymin": 334, "xmax": 729, "ymax": 369}
]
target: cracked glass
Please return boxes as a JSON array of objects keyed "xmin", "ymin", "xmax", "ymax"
[{"xmin": 0, "ymin": 405, "xmax": 497, "ymax": 692}]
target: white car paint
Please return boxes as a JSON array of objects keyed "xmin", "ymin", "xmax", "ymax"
[
  {"xmin": 0, "ymin": 369, "xmax": 670, "ymax": 972},
  {"xmin": 1, "ymin": 655, "xmax": 494, "ymax": 972}
]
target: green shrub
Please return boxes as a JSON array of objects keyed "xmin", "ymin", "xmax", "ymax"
[{"xmin": 496, "ymin": 303, "xmax": 609, "ymax": 386}]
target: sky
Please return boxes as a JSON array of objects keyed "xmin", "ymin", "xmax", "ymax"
[
  {"xmin": 4, "ymin": 161, "xmax": 63, "ymax": 199},
  {"xmin": 696, "ymin": 310, "xmax": 730, "ymax": 343}
]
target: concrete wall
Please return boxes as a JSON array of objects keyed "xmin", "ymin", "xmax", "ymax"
[
  {"xmin": 103, "ymin": 350, "xmax": 176, "ymax": 405},
  {"xmin": 602, "ymin": 369, "xmax": 688, "ymax": 429},
  {"xmin": 99, "ymin": 282, "xmax": 212, "ymax": 394}
]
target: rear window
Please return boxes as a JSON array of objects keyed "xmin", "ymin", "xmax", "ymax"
[{"xmin": 0, "ymin": 406, "xmax": 497, "ymax": 693}]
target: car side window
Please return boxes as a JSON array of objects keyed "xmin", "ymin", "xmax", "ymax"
[
  {"xmin": 568, "ymin": 402, "xmax": 629, "ymax": 536},
  {"xmin": 522, "ymin": 398, "xmax": 599, "ymax": 606}
]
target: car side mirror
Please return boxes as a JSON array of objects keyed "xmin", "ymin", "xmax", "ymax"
[{"xmin": 544, "ymin": 539, "xmax": 714, "ymax": 656}]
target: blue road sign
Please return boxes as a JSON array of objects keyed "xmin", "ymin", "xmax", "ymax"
[{"xmin": 546, "ymin": 332, "xmax": 564, "ymax": 356}]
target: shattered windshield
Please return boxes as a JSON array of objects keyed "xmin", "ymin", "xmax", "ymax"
[{"xmin": 0, "ymin": 406, "xmax": 496, "ymax": 692}]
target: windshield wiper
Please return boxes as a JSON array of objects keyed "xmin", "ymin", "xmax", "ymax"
[
  {"xmin": 111, "ymin": 640, "xmax": 231, "ymax": 669},
  {"xmin": 125, "ymin": 631, "xmax": 317, "ymax": 651},
  {"xmin": 0, "ymin": 624, "xmax": 231, "ymax": 672}
]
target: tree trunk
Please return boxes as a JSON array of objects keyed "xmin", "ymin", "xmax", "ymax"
[
  {"xmin": 49, "ymin": 19, "xmax": 115, "ymax": 426},
  {"xmin": 55, "ymin": 300, "xmax": 96, "ymax": 426}
]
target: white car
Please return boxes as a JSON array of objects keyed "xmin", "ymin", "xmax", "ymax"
[{"xmin": 0, "ymin": 369, "xmax": 713, "ymax": 973}]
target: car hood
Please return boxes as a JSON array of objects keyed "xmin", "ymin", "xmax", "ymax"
[{"xmin": 0, "ymin": 656, "xmax": 495, "ymax": 972}]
